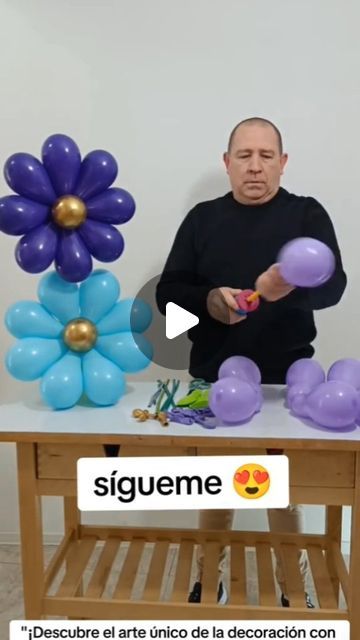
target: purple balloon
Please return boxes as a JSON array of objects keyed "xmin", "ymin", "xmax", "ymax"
[
  {"xmin": 287, "ymin": 382, "xmax": 312, "ymax": 417},
  {"xmin": 278, "ymin": 237, "xmax": 335, "ymax": 287},
  {"xmin": 328, "ymin": 358, "xmax": 360, "ymax": 390},
  {"xmin": 0, "ymin": 196, "xmax": 49, "ymax": 235},
  {"xmin": 305, "ymin": 381, "xmax": 359, "ymax": 428},
  {"xmin": 286, "ymin": 359, "xmax": 325, "ymax": 388},
  {"xmin": 209, "ymin": 377, "xmax": 258, "ymax": 423},
  {"xmin": 218, "ymin": 355, "xmax": 261, "ymax": 384},
  {"xmin": 86, "ymin": 188, "xmax": 136, "ymax": 224},
  {"xmin": 42, "ymin": 134, "xmax": 81, "ymax": 196},
  {"xmin": 55, "ymin": 231, "xmax": 92, "ymax": 282},
  {"xmin": 4, "ymin": 153, "xmax": 56, "ymax": 205},
  {"xmin": 15, "ymin": 224, "xmax": 57, "ymax": 273},
  {"xmin": 79, "ymin": 220, "xmax": 124, "ymax": 262},
  {"xmin": 75, "ymin": 150, "xmax": 118, "ymax": 201},
  {"xmin": 249, "ymin": 382, "xmax": 263, "ymax": 412}
]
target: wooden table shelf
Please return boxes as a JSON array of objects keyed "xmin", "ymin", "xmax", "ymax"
[{"xmin": 41, "ymin": 525, "xmax": 349, "ymax": 620}]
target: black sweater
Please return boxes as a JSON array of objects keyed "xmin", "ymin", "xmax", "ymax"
[{"xmin": 156, "ymin": 188, "xmax": 347, "ymax": 383}]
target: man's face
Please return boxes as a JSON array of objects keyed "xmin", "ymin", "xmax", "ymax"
[{"xmin": 223, "ymin": 123, "xmax": 288, "ymax": 205}]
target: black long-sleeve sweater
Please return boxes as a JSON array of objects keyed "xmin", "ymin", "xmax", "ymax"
[{"xmin": 156, "ymin": 187, "xmax": 347, "ymax": 383}]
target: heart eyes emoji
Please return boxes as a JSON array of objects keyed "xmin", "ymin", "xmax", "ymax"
[{"xmin": 233, "ymin": 463, "xmax": 270, "ymax": 499}]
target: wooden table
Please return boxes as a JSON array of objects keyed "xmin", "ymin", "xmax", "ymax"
[{"xmin": 0, "ymin": 383, "xmax": 359, "ymax": 635}]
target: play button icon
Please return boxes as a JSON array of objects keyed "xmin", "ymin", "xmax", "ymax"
[
  {"xmin": 131, "ymin": 272, "xmax": 231, "ymax": 371},
  {"xmin": 166, "ymin": 303, "xmax": 199, "ymax": 339}
]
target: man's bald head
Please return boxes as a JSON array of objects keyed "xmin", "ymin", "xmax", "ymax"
[
  {"xmin": 227, "ymin": 117, "xmax": 283, "ymax": 155},
  {"xmin": 223, "ymin": 117, "xmax": 288, "ymax": 205}
]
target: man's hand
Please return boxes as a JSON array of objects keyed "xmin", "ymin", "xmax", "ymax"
[
  {"xmin": 207, "ymin": 287, "xmax": 246, "ymax": 324},
  {"xmin": 255, "ymin": 264, "xmax": 295, "ymax": 301}
]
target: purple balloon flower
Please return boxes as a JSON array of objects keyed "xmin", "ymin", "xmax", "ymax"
[{"xmin": 0, "ymin": 134, "xmax": 136, "ymax": 282}]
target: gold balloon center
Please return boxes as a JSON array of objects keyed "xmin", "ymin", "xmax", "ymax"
[
  {"xmin": 63, "ymin": 318, "xmax": 97, "ymax": 353},
  {"xmin": 52, "ymin": 195, "xmax": 87, "ymax": 229}
]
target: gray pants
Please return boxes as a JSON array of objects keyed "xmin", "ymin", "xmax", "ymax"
[{"xmin": 196, "ymin": 506, "xmax": 308, "ymax": 595}]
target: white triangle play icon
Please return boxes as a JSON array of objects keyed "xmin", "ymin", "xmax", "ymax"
[{"xmin": 165, "ymin": 302, "xmax": 199, "ymax": 339}]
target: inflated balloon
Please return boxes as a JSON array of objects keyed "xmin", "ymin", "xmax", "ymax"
[
  {"xmin": 286, "ymin": 382, "xmax": 312, "ymax": 417},
  {"xmin": 278, "ymin": 237, "xmax": 335, "ymax": 288},
  {"xmin": 286, "ymin": 358, "xmax": 325, "ymax": 389},
  {"xmin": 249, "ymin": 382, "xmax": 263, "ymax": 412},
  {"xmin": 327, "ymin": 358, "xmax": 360, "ymax": 391},
  {"xmin": 209, "ymin": 377, "xmax": 259, "ymax": 424},
  {"xmin": 5, "ymin": 270, "xmax": 153, "ymax": 409},
  {"xmin": 0, "ymin": 134, "xmax": 135, "ymax": 281},
  {"xmin": 218, "ymin": 355, "xmax": 261, "ymax": 385},
  {"xmin": 234, "ymin": 237, "xmax": 335, "ymax": 316},
  {"xmin": 304, "ymin": 381, "xmax": 359, "ymax": 429}
]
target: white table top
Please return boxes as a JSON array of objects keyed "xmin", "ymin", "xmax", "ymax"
[{"xmin": 0, "ymin": 382, "xmax": 359, "ymax": 447}]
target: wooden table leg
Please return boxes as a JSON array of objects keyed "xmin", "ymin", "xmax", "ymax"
[
  {"xmin": 64, "ymin": 495, "xmax": 84, "ymax": 617},
  {"xmin": 17, "ymin": 442, "xmax": 44, "ymax": 619},
  {"xmin": 349, "ymin": 452, "xmax": 360, "ymax": 639},
  {"xmin": 325, "ymin": 505, "xmax": 342, "ymax": 603},
  {"xmin": 64, "ymin": 496, "xmax": 81, "ymax": 538}
]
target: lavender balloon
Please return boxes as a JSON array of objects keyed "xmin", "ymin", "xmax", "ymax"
[
  {"xmin": 278, "ymin": 237, "xmax": 335, "ymax": 287},
  {"xmin": 218, "ymin": 355, "xmax": 261, "ymax": 385},
  {"xmin": 209, "ymin": 377, "xmax": 258, "ymax": 424},
  {"xmin": 305, "ymin": 380, "xmax": 359, "ymax": 429},
  {"xmin": 286, "ymin": 358, "xmax": 325, "ymax": 388},
  {"xmin": 328, "ymin": 358, "xmax": 360, "ymax": 391},
  {"xmin": 286, "ymin": 382, "xmax": 312, "ymax": 417},
  {"xmin": 250, "ymin": 382, "xmax": 264, "ymax": 412}
]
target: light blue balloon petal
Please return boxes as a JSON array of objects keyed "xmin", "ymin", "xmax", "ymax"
[
  {"xmin": 79, "ymin": 269, "xmax": 120, "ymax": 323},
  {"xmin": 97, "ymin": 298, "xmax": 152, "ymax": 335},
  {"xmin": 6, "ymin": 338, "xmax": 66, "ymax": 381},
  {"xmin": 96, "ymin": 332, "xmax": 153, "ymax": 373},
  {"xmin": 83, "ymin": 349, "xmax": 125, "ymax": 406},
  {"xmin": 40, "ymin": 352, "xmax": 83, "ymax": 409},
  {"xmin": 38, "ymin": 271, "xmax": 80, "ymax": 324},
  {"xmin": 5, "ymin": 301, "xmax": 63, "ymax": 339}
]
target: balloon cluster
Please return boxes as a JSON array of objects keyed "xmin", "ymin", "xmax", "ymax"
[
  {"xmin": 0, "ymin": 134, "xmax": 136, "ymax": 282},
  {"xmin": 286, "ymin": 358, "xmax": 360, "ymax": 429},
  {"xmin": 1, "ymin": 135, "xmax": 152, "ymax": 409},
  {"xmin": 236, "ymin": 237, "xmax": 336, "ymax": 315},
  {"xmin": 209, "ymin": 356, "xmax": 263, "ymax": 424}
]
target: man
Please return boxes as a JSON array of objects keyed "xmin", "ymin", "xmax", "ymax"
[{"xmin": 156, "ymin": 117, "xmax": 347, "ymax": 606}]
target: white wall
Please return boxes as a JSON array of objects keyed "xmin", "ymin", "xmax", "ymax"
[{"xmin": 0, "ymin": 0, "xmax": 358, "ymax": 547}]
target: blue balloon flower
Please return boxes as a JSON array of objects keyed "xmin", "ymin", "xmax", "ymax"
[
  {"xmin": 0, "ymin": 134, "xmax": 135, "ymax": 282},
  {"xmin": 5, "ymin": 270, "xmax": 153, "ymax": 409}
]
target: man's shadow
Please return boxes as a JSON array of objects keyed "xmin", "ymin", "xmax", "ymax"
[{"xmin": 182, "ymin": 168, "xmax": 229, "ymax": 217}]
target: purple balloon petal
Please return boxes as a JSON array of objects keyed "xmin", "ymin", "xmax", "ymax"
[
  {"xmin": 306, "ymin": 380, "xmax": 359, "ymax": 428},
  {"xmin": 15, "ymin": 224, "xmax": 57, "ymax": 273},
  {"xmin": 0, "ymin": 196, "xmax": 49, "ymax": 235},
  {"xmin": 287, "ymin": 382, "xmax": 312, "ymax": 417},
  {"xmin": 42, "ymin": 134, "xmax": 81, "ymax": 196},
  {"xmin": 209, "ymin": 377, "xmax": 258, "ymax": 423},
  {"xmin": 86, "ymin": 188, "xmax": 136, "ymax": 224},
  {"xmin": 218, "ymin": 355, "xmax": 261, "ymax": 384},
  {"xmin": 79, "ymin": 220, "xmax": 124, "ymax": 262},
  {"xmin": 55, "ymin": 230, "xmax": 92, "ymax": 283},
  {"xmin": 286, "ymin": 358, "xmax": 325, "ymax": 388},
  {"xmin": 74, "ymin": 150, "xmax": 118, "ymax": 201},
  {"xmin": 4, "ymin": 153, "xmax": 56, "ymax": 205},
  {"xmin": 327, "ymin": 358, "xmax": 360, "ymax": 390}
]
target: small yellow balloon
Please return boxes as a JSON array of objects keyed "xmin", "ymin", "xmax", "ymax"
[
  {"xmin": 52, "ymin": 195, "xmax": 87, "ymax": 229},
  {"xmin": 63, "ymin": 318, "xmax": 97, "ymax": 353}
]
